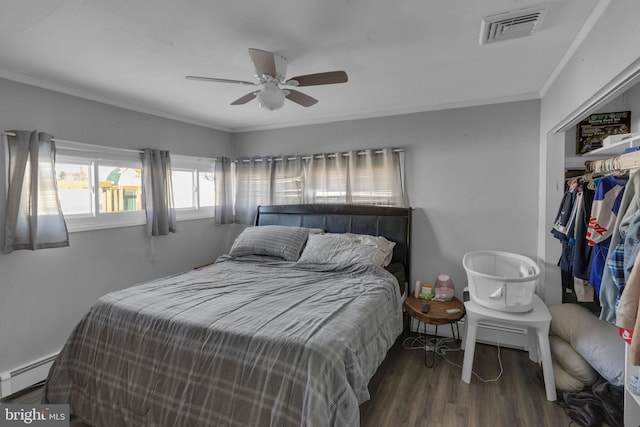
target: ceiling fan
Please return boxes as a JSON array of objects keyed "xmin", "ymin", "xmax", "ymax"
[{"xmin": 186, "ymin": 48, "xmax": 348, "ymax": 110}]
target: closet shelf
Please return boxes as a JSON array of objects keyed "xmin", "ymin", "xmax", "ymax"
[
  {"xmin": 582, "ymin": 134, "xmax": 640, "ymax": 157},
  {"xmin": 581, "ymin": 142, "xmax": 640, "ymax": 174}
]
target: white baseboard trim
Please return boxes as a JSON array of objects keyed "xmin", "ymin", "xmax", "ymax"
[{"xmin": 0, "ymin": 352, "xmax": 59, "ymax": 399}]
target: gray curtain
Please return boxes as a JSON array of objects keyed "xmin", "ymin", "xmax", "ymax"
[
  {"xmin": 214, "ymin": 156, "xmax": 234, "ymax": 224},
  {"xmin": 234, "ymin": 158, "xmax": 272, "ymax": 225},
  {"xmin": 219, "ymin": 156, "xmax": 303, "ymax": 225},
  {"xmin": 348, "ymin": 148, "xmax": 404, "ymax": 206},
  {"xmin": 141, "ymin": 148, "xmax": 177, "ymax": 236},
  {"xmin": 305, "ymin": 148, "xmax": 403, "ymax": 206},
  {"xmin": 272, "ymin": 156, "xmax": 304, "ymax": 205},
  {"xmin": 4, "ymin": 130, "xmax": 69, "ymax": 253},
  {"xmin": 304, "ymin": 152, "xmax": 349, "ymax": 204}
]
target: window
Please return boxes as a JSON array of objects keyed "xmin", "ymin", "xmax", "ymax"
[
  {"xmin": 169, "ymin": 168, "xmax": 215, "ymax": 210},
  {"xmin": 199, "ymin": 171, "xmax": 215, "ymax": 207},
  {"xmin": 56, "ymin": 161, "xmax": 93, "ymax": 215},
  {"xmin": 232, "ymin": 149, "xmax": 404, "ymax": 224},
  {"xmin": 172, "ymin": 169, "xmax": 196, "ymax": 209},
  {"xmin": 97, "ymin": 164, "xmax": 142, "ymax": 213},
  {"xmin": 55, "ymin": 152, "xmax": 146, "ymax": 232},
  {"xmin": 170, "ymin": 154, "xmax": 215, "ymax": 221},
  {"xmin": 54, "ymin": 143, "xmax": 216, "ymax": 232}
]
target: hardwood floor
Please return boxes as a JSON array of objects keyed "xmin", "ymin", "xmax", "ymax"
[
  {"xmin": 4, "ymin": 340, "xmax": 571, "ymax": 427},
  {"xmin": 360, "ymin": 339, "xmax": 571, "ymax": 427}
]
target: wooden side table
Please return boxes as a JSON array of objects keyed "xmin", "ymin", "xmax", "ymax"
[{"xmin": 404, "ymin": 295, "xmax": 466, "ymax": 367}]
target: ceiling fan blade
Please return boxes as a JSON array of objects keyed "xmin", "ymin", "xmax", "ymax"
[
  {"xmin": 285, "ymin": 89, "xmax": 318, "ymax": 107},
  {"xmin": 248, "ymin": 48, "xmax": 276, "ymax": 77},
  {"xmin": 185, "ymin": 76, "xmax": 257, "ymax": 86},
  {"xmin": 231, "ymin": 92, "xmax": 258, "ymax": 105},
  {"xmin": 285, "ymin": 71, "xmax": 348, "ymax": 87}
]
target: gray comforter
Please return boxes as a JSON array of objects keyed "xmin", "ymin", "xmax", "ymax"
[{"xmin": 43, "ymin": 255, "xmax": 402, "ymax": 426}]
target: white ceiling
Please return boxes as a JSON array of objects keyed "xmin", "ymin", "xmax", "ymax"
[{"xmin": 0, "ymin": 0, "xmax": 602, "ymax": 133}]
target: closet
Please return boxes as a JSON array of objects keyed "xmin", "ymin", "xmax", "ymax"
[{"xmin": 564, "ymin": 129, "xmax": 640, "ymax": 426}]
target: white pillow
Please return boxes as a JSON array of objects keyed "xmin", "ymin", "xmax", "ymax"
[
  {"xmin": 549, "ymin": 335, "xmax": 598, "ymax": 391},
  {"xmin": 549, "ymin": 303, "xmax": 625, "ymax": 386},
  {"xmin": 353, "ymin": 233, "xmax": 396, "ymax": 266},
  {"xmin": 551, "ymin": 361, "xmax": 587, "ymax": 392},
  {"xmin": 298, "ymin": 233, "xmax": 395, "ymax": 268}
]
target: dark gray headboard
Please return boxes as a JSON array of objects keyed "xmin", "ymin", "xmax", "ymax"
[{"xmin": 255, "ymin": 204, "xmax": 411, "ymax": 286}]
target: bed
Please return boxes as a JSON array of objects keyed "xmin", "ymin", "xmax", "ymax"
[{"xmin": 42, "ymin": 204, "xmax": 411, "ymax": 426}]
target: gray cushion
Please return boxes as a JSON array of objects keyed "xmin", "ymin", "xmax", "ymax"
[{"xmin": 229, "ymin": 225, "xmax": 309, "ymax": 261}]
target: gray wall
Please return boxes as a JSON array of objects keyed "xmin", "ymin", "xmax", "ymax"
[
  {"xmin": 232, "ymin": 99, "xmax": 541, "ymax": 298},
  {"xmin": 0, "ymin": 78, "xmax": 237, "ymax": 375}
]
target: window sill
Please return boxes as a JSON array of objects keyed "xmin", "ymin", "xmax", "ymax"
[
  {"xmin": 66, "ymin": 210, "xmax": 214, "ymax": 233},
  {"xmin": 66, "ymin": 214, "xmax": 146, "ymax": 233},
  {"xmin": 176, "ymin": 208, "xmax": 215, "ymax": 222}
]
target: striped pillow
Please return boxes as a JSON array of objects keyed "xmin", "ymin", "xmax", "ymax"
[{"xmin": 229, "ymin": 225, "xmax": 310, "ymax": 261}]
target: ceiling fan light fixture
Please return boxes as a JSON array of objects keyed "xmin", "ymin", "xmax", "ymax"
[
  {"xmin": 257, "ymin": 82, "xmax": 285, "ymax": 110},
  {"xmin": 186, "ymin": 48, "xmax": 348, "ymax": 109}
]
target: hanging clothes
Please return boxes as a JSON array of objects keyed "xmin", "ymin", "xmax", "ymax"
[
  {"xmin": 601, "ymin": 171, "xmax": 640, "ymax": 323},
  {"xmin": 605, "ymin": 204, "xmax": 640, "ymax": 316},
  {"xmin": 573, "ymin": 183, "xmax": 595, "ymax": 280},
  {"xmin": 552, "ymin": 178, "xmax": 579, "ymax": 241},
  {"xmin": 552, "ymin": 179, "xmax": 580, "ymax": 291},
  {"xmin": 616, "ymin": 248, "xmax": 640, "ymax": 366},
  {"xmin": 588, "ymin": 175, "xmax": 628, "ymax": 296},
  {"xmin": 621, "ymin": 211, "xmax": 640, "ymax": 294}
]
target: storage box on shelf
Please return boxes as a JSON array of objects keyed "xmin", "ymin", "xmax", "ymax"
[
  {"xmin": 602, "ymin": 133, "xmax": 640, "ymax": 148},
  {"xmin": 582, "ymin": 133, "xmax": 640, "ymax": 157}
]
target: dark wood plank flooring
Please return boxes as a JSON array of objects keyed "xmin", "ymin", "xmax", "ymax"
[
  {"xmin": 4, "ymin": 340, "xmax": 571, "ymax": 427},
  {"xmin": 360, "ymin": 339, "xmax": 570, "ymax": 427}
]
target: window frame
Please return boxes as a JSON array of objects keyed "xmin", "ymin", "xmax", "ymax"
[
  {"xmin": 95, "ymin": 159, "xmax": 144, "ymax": 215},
  {"xmin": 171, "ymin": 167, "xmax": 198, "ymax": 211},
  {"xmin": 55, "ymin": 153, "xmax": 147, "ymax": 232},
  {"xmin": 170, "ymin": 154, "xmax": 215, "ymax": 221},
  {"xmin": 52, "ymin": 144, "xmax": 216, "ymax": 233}
]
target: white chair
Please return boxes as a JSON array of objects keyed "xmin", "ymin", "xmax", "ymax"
[{"xmin": 461, "ymin": 294, "xmax": 557, "ymax": 401}]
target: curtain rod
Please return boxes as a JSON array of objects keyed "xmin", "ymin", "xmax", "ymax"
[
  {"xmin": 5, "ymin": 131, "xmax": 399, "ymax": 164},
  {"xmin": 3, "ymin": 131, "xmax": 218, "ymax": 161},
  {"xmin": 237, "ymin": 148, "xmax": 404, "ymax": 163},
  {"xmin": 4, "ymin": 131, "xmax": 143, "ymax": 155}
]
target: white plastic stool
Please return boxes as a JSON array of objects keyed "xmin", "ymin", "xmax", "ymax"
[{"xmin": 461, "ymin": 294, "xmax": 556, "ymax": 401}]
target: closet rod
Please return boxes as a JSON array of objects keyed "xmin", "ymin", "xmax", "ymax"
[
  {"xmin": 237, "ymin": 148, "xmax": 404, "ymax": 163},
  {"xmin": 581, "ymin": 151, "xmax": 640, "ymax": 176}
]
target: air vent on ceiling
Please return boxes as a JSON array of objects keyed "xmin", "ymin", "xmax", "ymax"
[{"xmin": 479, "ymin": 6, "xmax": 547, "ymax": 45}]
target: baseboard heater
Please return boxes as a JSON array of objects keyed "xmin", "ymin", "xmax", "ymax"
[
  {"xmin": 0, "ymin": 352, "xmax": 58, "ymax": 399},
  {"xmin": 410, "ymin": 318, "xmax": 530, "ymax": 350}
]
